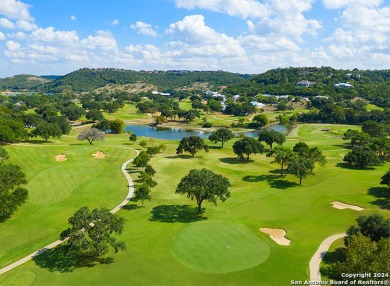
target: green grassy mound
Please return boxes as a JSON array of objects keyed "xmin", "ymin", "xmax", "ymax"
[{"xmin": 170, "ymin": 221, "xmax": 270, "ymax": 273}]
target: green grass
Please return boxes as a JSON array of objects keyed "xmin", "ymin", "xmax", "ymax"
[
  {"xmin": 103, "ymin": 103, "xmax": 148, "ymax": 121},
  {"xmin": 366, "ymin": 103, "xmax": 383, "ymax": 111},
  {"xmin": 0, "ymin": 123, "xmax": 389, "ymax": 285},
  {"xmin": 171, "ymin": 221, "xmax": 270, "ymax": 273}
]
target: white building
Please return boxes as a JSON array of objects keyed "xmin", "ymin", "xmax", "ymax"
[{"xmin": 334, "ymin": 82, "xmax": 354, "ymax": 88}]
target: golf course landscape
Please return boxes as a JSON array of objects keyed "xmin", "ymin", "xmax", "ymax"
[{"xmin": 0, "ymin": 118, "xmax": 388, "ymax": 285}]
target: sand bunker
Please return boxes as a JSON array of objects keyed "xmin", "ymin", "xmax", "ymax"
[
  {"xmin": 331, "ymin": 201, "xmax": 364, "ymax": 211},
  {"xmin": 92, "ymin": 151, "xmax": 106, "ymax": 159},
  {"xmin": 55, "ymin": 154, "xmax": 67, "ymax": 162},
  {"xmin": 260, "ymin": 228, "xmax": 291, "ymax": 246}
]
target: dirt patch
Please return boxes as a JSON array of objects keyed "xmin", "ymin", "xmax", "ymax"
[
  {"xmin": 55, "ymin": 154, "xmax": 67, "ymax": 162},
  {"xmin": 331, "ymin": 201, "xmax": 364, "ymax": 211},
  {"xmin": 260, "ymin": 228, "xmax": 291, "ymax": 246},
  {"xmin": 92, "ymin": 151, "xmax": 106, "ymax": 159}
]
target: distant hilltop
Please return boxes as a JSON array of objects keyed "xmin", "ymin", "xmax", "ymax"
[{"xmin": 0, "ymin": 67, "xmax": 388, "ymax": 95}]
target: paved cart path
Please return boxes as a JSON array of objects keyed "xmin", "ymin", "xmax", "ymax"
[{"xmin": 309, "ymin": 233, "xmax": 346, "ymax": 281}]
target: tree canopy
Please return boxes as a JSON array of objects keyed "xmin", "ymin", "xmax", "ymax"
[
  {"xmin": 380, "ymin": 169, "xmax": 390, "ymax": 188},
  {"xmin": 77, "ymin": 128, "xmax": 105, "ymax": 145},
  {"xmin": 267, "ymin": 146, "xmax": 296, "ymax": 176},
  {"xmin": 176, "ymin": 168, "xmax": 231, "ymax": 214},
  {"xmin": 176, "ymin": 136, "xmax": 209, "ymax": 157},
  {"xmin": 208, "ymin": 127, "xmax": 234, "ymax": 147},
  {"xmin": 287, "ymin": 157, "xmax": 314, "ymax": 185},
  {"xmin": 60, "ymin": 206, "xmax": 126, "ymax": 256},
  {"xmin": 233, "ymin": 136, "xmax": 264, "ymax": 160},
  {"xmin": 0, "ymin": 150, "xmax": 29, "ymax": 221},
  {"xmin": 258, "ymin": 129, "xmax": 286, "ymax": 149},
  {"xmin": 329, "ymin": 234, "xmax": 390, "ymax": 279},
  {"xmin": 133, "ymin": 151, "xmax": 150, "ymax": 168},
  {"xmin": 343, "ymin": 146, "xmax": 380, "ymax": 169},
  {"xmin": 346, "ymin": 214, "xmax": 390, "ymax": 244},
  {"xmin": 30, "ymin": 122, "xmax": 62, "ymax": 141}
]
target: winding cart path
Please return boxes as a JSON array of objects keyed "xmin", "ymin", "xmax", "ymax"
[{"xmin": 309, "ymin": 233, "xmax": 346, "ymax": 281}]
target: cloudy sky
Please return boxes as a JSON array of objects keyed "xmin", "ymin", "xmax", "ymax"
[{"xmin": 0, "ymin": 0, "xmax": 389, "ymax": 77}]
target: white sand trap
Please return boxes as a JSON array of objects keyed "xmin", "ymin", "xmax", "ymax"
[
  {"xmin": 260, "ymin": 228, "xmax": 291, "ymax": 246},
  {"xmin": 92, "ymin": 151, "xmax": 106, "ymax": 159},
  {"xmin": 55, "ymin": 154, "xmax": 67, "ymax": 162},
  {"xmin": 331, "ymin": 201, "xmax": 364, "ymax": 211}
]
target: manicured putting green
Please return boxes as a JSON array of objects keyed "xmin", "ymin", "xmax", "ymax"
[{"xmin": 170, "ymin": 221, "xmax": 270, "ymax": 273}]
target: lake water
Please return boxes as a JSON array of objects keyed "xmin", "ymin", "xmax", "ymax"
[{"xmin": 125, "ymin": 124, "xmax": 286, "ymax": 141}]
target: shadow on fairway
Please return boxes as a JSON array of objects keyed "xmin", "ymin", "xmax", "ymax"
[
  {"xmin": 24, "ymin": 139, "xmax": 53, "ymax": 144},
  {"xmin": 336, "ymin": 163, "xmax": 375, "ymax": 170},
  {"xmin": 33, "ymin": 245, "xmax": 113, "ymax": 273},
  {"xmin": 165, "ymin": 155, "xmax": 193, "ymax": 159},
  {"xmin": 320, "ymin": 247, "xmax": 345, "ymax": 279},
  {"xmin": 208, "ymin": 145, "xmax": 222, "ymax": 150},
  {"xmin": 149, "ymin": 205, "xmax": 207, "ymax": 223},
  {"xmin": 122, "ymin": 204, "xmax": 139, "ymax": 210},
  {"xmin": 125, "ymin": 169, "xmax": 139, "ymax": 174},
  {"xmin": 242, "ymin": 174, "xmax": 298, "ymax": 189},
  {"xmin": 332, "ymin": 144, "xmax": 352, "ymax": 149},
  {"xmin": 219, "ymin": 157, "xmax": 253, "ymax": 164},
  {"xmin": 368, "ymin": 187, "xmax": 390, "ymax": 210}
]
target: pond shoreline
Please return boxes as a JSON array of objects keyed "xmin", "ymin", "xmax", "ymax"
[{"xmin": 124, "ymin": 122, "xmax": 287, "ymax": 140}]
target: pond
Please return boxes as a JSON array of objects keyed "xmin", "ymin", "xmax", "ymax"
[{"xmin": 125, "ymin": 124, "xmax": 287, "ymax": 141}]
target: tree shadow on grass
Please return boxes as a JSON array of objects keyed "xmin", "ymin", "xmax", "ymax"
[
  {"xmin": 336, "ymin": 162, "xmax": 375, "ymax": 170},
  {"xmin": 121, "ymin": 204, "xmax": 139, "ymax": 210},
  {"xmin": 24, "ymin": 139, "xmax": 53, "ymax": 144},
  {"xmin": 242, "ymin": 174, "xmax": 298, "ymax": 189},
  {"xmin": 32, "ymin": 244, "xmax": 113, "ymax": 273},
  {"xmin": 164, "ymin": 155, "xmax": 193, "ymax": 159},
  {"xmin": 320, "ymin": 247, "xmax": 345, "ymax": 279},
  {"xmin": 368, "ymin": 187, "xmax": 390, "ymax": 210},
  {"xmin": 208, "ymin": 145, "xmax": 222, "ymax": 150},
  {"xmin": 332, "ymin": 144, "xmax": 352, "ymax": 150},
  {"xmin": 219, "ymin": 157, "xmax": 253, "ymax": 164},
  {"xmin": 125, "ymin": 169, "xmax": 139, "ymax": 174},
  {"xmin": 149, "ymin": 205, "xmax": 207, "ymax": 223}
]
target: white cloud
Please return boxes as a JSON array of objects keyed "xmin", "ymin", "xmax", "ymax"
[
  {"xmin": 31, "ymin": 27, "xmax": 79, "ymax": 45},
  {"xmin": 175, "ymin": 0, "xmax": 270, "ymax": 19},
  {"xmin": 0, "ymin": 32, "xmax": 5, "ymax": 40},
  {"xmin": 81, "ymin": 30, "xmax": 117, "ymax": 50},
  {"xmin": 166, "ymin": 15, "xmax": 245, "ymax": 57},
  {"xmin": 322, "ymin": 0, "xmax": 381, "ymax": 9},
  {"xmin": 0, "ymin": 17, "xmax": 15, "ymax": 29},
  {"xmin": 110, "ymin": 19, "xmax": 119, "ymax": 26},
  {"xmin": 5, "ymin": 40, "xmax": 21, "ymax": 51},
  {"xmin": 250, "ymin": 0, "xmax": 322, "ymax": 39},
  {"xmin": 323, "ymin": 2, "xmax": 390, "ymax": 67},
  {"xmin": 238, "ymin": 34, "xmax": 300, "ymax": 52},
  {"xmin": 340, "ymin": 6, "xmax": 390, "ymax": 33},
  {"xmin": 7, "ymin": 31, "xmax": 27, "ymax": 39},
  {"xmin": 70, "ymin": 15, "xmax": 76, "ymax": 21},
  {"xmin": 130, "ymin": 21, "xmax": 158, "ymax": 37},
  {"xmin": 0, "ymin": 0, "xmax": 33, "ymax": 21},
  {"xmin": 16, "ymin": 20, "xmax": 37, "ymax": 31}
]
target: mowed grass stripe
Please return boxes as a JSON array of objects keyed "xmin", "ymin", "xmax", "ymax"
[{"xmin": 28, "ymin": 161, "xmax": 104, "ymax": 204}]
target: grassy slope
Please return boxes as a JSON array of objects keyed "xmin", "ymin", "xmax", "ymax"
[{"xmin": 0, "ymin": 124, "xmax": 389, "ymax": 285}]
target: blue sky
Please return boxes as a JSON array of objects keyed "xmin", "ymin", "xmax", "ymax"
[{"xmin": 0, "ymin": 0, "xmax": 389, "ymax": 77}]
